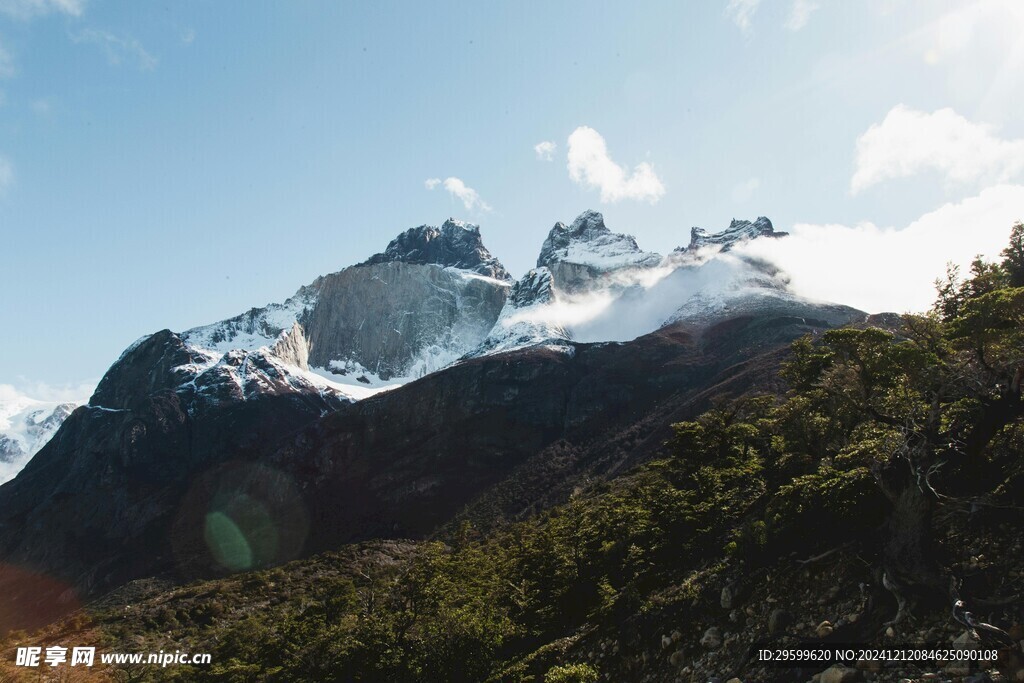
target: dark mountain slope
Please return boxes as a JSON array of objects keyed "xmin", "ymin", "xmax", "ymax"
[
  {"xmin": 264, "ymin": 310, "xmax": 857, "ymax": 557},
  {"xmin": 0, "ymin": 332, "xmax": 346, "ymax": 632}
]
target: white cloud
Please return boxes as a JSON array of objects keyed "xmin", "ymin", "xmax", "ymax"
[
  {"xmin": 72, "ymin": 28, "xmax": 156, "ymax": 70},
  {"xmin": 731, "ymin": 177, "xmax": 760, "ymax": 203},
  {"xmin": 726, "ymin": 0, "xmax": 762, "ymax": 34},
  {"xmin": 737, "ymin": 184, "xmax": 1024, "ymax": 313},
  {"xmin": 566, "ymin": 126, "xmax": 665, "ymax": 204},
  {"xmin": 534, "ymin": 140, "xmax": 556, "ymax": 161},
  {"xmin": 0, "ymin": 379, "xmax": 95, "ymax": 404},
  {"xmin": 0, "ymin": 0, "xmax": 84, "ymax": 19},
  {"xmin": 786, "ymin": 0, "xmax": 820, "ymax": 31},
  {"xmin": 851, "ymin": 105, "xmax": 1024, "ymax": 194},
  {"xmin": 0, "ymin": 41, "xmax": 15, "ymax": 79},
  {"xmin": 425, "ymin": 176, "xmax": 491, "ymax": 212},
  {"xmin": 0, "ymin": 155, "xmax": 13, "ymax": 195}
]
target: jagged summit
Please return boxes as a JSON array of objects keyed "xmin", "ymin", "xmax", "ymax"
[
  {"xmin": 363, "ymin": 218, "xmax": 510, "ymax": 281},
  {"xmin": 537, "ymin": 210, "xmax": 661, "ymax": 272},
  {"xmin": 683, "ymin": 216, "xmax": 785, "ymax": 252}
]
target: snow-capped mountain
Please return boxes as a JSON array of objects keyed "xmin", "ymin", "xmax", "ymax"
[
  {"xmin": 8, "ymin": 210, "xmax": 857, "ymax": 484},
  {"xmin": 83, "ymin": 218, "xmax": 514, "ymax": 418},
  {"xmin": 0, "ymin": 394, "xmax": 82, "ymax": 483},
  {"xmin": 0, "ymin": 209, "xmax": 875, "ymax": 619},
  {"xmin": 475, "ymin": 211, "xmax": 854, "ymax": 356}
]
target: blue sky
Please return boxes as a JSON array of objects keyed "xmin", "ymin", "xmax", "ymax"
[{"xmin": 2, "ymin": 0, "xmax": 1023, "ymax": 395}]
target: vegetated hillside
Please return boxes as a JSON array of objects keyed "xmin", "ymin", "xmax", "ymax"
[{"xmin": 2, "ymin": 225, "xmax": 1023, "ymax": 683}]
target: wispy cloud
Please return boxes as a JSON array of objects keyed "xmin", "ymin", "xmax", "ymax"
[
  {"xmin": 534, "ymin": 140, "xmax": 556, "ymax": 161},
  {"xmin": 425, "ymin": 176, "xmax": 491, "ymax": 212},
  {"xmin": 71, "ymin": 28, "xmax": 156, "ymax": 70},
  {"xmin": 0, "ymin": 40, "xmax": 15, "ymax": 79},
  {"xmin": 567, "ymin": 126, "xmax": 665, "ymax": 204},
  {"xmin": 739, "ymin": 184, "xmax": 1024, "ymax": 313},
  {"xmin": 0, "ymin": 154, "xmax": 12, "ymax": 195},
  {"xmin": 785, "ymin": 0, "xmax": 820, "ymax": 31},
  {"xmin": 726, "ymin": 0, "xmax": 762, "ymax": 34},
  {"xmin": 851, "ymin": 105, "xmax": 1024, "ymax": 194},
  {"xmin": 731, "ymin": 177, "xmax": 760, "ymax": 203},
  {"xmin": 0, "ymin": 0, "xmax": 84, "ymax": 20}
]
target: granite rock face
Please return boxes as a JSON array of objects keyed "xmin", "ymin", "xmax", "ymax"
[{"xmin": 304, "ymin": 260, "xmax": 509, "ymax": 380}]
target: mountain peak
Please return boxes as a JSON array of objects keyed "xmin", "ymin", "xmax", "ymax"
[
  {"xmin": 440, "ymin": 217, "xmax": 479, "ymax": 233},
  {"xmin": 684, "ymin": 216, "xmax": 785, "ymax": 252},
  {"xmin": 567, "ymin": 209, "xmax": 607, "ymax": 234},
  {"xmin": 363, "ymin": 220, "xmax": 510, "ymax": 280},
  {"xmin": 537, "ymin": 210, "xmax": 659, "ymax": 271}
]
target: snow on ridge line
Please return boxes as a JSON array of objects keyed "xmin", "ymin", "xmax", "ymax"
[{"xmin": 182, "ymin": 286, "xmax": 318, "ymax": 356}]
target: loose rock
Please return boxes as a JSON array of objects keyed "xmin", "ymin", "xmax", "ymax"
[
  {"xmin": 700, "ymin": 626, "xmax": 723, "ymax": 650},
  {"xmin": 769, "ymin": 608, "xmax": 792, "ymax": 636},
  {"xmin": 820, "ymin": 664, "xmax": 861, "ymax": 683}
]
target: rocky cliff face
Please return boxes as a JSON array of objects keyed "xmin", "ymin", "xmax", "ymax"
[{"xmin": 304, "ymin": 261, "xmax": 508, "ymax": 380}]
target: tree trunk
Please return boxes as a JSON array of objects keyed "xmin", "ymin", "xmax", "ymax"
[
  {"xmin": 874, "ymin": 453, "xmax": 948, "ymax": 622},
  {"xmin": 883, "ymin": 482, "xmax": 944, "ymax": 591}
]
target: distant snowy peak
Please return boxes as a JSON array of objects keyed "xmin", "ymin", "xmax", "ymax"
[
  {"xmin": 538, "ymin": 210, "xmax": 662, "ymax": 273},
  {"xmin": 363, "ymin": 218, "xmax": 511, "ymax": 281},
  {"xmin": 0, "ymin": 396, "xmax": 82, "ymax": 483},
  {"xmin": 683, "ymin": 216, "xmax": 785, "ymax": 253}
]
